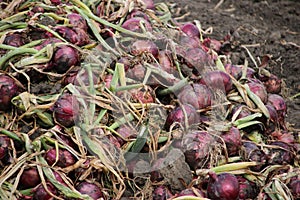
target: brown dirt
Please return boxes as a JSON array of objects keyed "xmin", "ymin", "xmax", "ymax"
[{"xmin": 167, "ymin": 0, "xmax": 300, "ymax": 129}]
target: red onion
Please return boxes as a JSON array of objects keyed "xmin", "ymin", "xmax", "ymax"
[
  {"xmin": 126, "ymin": 63, "xmax": 146, "ymax": 81},
  {"xmin": 183, "ymin": 47, "xmax": 212, "ymax": 72},
  {"xmin": 19, "ymin": 168, "xmax": 41, "ymax": 189},
  {"xmin": 63, "ymin": 68, "xmax": 98, "ymax": 86},
  {"xmin": 267, "ymin": 94, "xmax": 287, "ymax": 126},
  {"xmin": 202, "ymin": 37, "xmax": 222, "ymax": 53},
  {"xmin": 127, "ymin": 10, "xmax": 150, "ymax": 21},
  {"xmin": 34, "ymin": 38, "xmax": 62, "ymax": 51},
  {"xmin": 177, "ymin": 83, "xmax": 212, "ymax": 110},
  {"xmin": 131, "ymin": 40, "xmax": 159, "ymax": 58},
  {"xmin": 237, "ymin": 176, "xmax": 259, "ymax": 200},
  {"xmin": 164, "ymin": 104, "xmax": 199, "ymax": 131},
  {"xmin": 0, "ymin": 136, "xmax": 10, "ymax": 161},
  {"xmin": 231, "ymin": 105, "xmax": 252, "ymax": 120},
  {"xmin": 180, "ymin": 23, "xmax": 200, "ymax": 38},
  {"xmin": 242, "ymin": 141, "xmax": 268, "ymax": 171},
  {"xmin": 289, "ymin": 179, "xmax": 300, "ymax": 199},
  {"xmin": 266, "ymin": 104, "xmax": 278, "ymax": 125},
  {"xmin": 67, "ymin": 13, "xmax": 88, "ymax": 31},
  {"xmin": 199, "ymin": 70, "xmax": 233, "ymax": 94},
  {"xmin": 271, "ymin": 130, "xmax": 295, "ymax": 144},
  {"xmin": 220, "ymin": 127, "xmax": 242, "ymax": 156},
  {"xmin": 122, "ymin": 17, "xmax": 152, "ymax": 32},
  {"xmin": 50, "ymin": 0, "xmax": 61, "ymax": 5},
  {"xmin": 224, "ymin": 64, "xmax": 243, "ymax": 80},
  {"xmin": 116, "ymin": 57, "xmax": 131, "ymax": 71},
  {"xmin": 0, "ymin": 74, "xmax": 19, "ymax": 111},
  {"xmin": 247, "ymin": 79, "xmax": 268, "ymax": 103},
  {"xmin": 45, "ymin": 148, "xmax": 76, "ymax": 167},
  {"xmin": 129, "ymin": 87, "xmax": 155, "ymax": 103},
  {"xmin": 75, "ymin": 182, "xmax": 103, "ymax": 200},
  {"xmin": 116, "ymin": 125, "xmax": 137, "ymax": 146},
  {"xmin": 4, "ymin": 33, "xmax": 25, "ymax": 47},
  {"xmin": 268, "ymin": 141, "xmax": 295, "ymax": 165},
  {"xmin": 142, "ymin": 0, "xmax": 155, "ymax": 10},
  {"xmin": 54, "ymin": 26, "xmax": 89, "ymax": 46},
  {"xmin": 177, "ymin": 187, "xmax": 205, "ymax": 197},
  {"xmin": 263, "ymin": 74, "xmax": 281, "ymax": 94},
  {"xmin": 150, "ymin": 158, "xmax": 164, "ymax": 182},
  {"xmin": 153, "ymin": 185, "xmax": 173, "ymax": 200},
  {"xmin": 50, "ymin": 45, "xmax": 80, "ymax": 73},
  {"xmin": 182, "ymin": 131, "xmax": 214, "ymax": 170},
  {"xmin": 158, "ymin": 50, "xmax": 174, "ymax": 73},
  {"xmin": 52, "ymin": 93, "xmax": 79, "ymax": 127},
  {"xmin": 207, "ymin": 172, "xmax": 240, "ymax": 200},
  {"xmin": 33, "ymin": 182, "xmax": 57, "ymax": 200},
  {"xmin": 179, "ymin": 36, "xmax": 201, "ymax": 48}
]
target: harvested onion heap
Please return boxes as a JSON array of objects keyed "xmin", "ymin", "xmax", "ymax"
[{"xmin": 0, "ymin": 0, "xmax": 299, "ymax": 199}]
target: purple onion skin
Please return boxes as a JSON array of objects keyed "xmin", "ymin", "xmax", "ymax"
[
  {"xmin": 19, "ymin": 168, "xmax": 41, "ymax": 189},
  {"xmin": 45, "ymin": 148, "xmax": 76, "ymax": 168},
  {"xmin": 4, "ymin": 33, "xmax": 25, "ymax": 47},
  {"xmin": 242, "ymin": 141, "xmax": 268, "ymax": 171},
  {"xmin": 231, "ymin": 105, "xmax": 252, "ymax": 120},
  {"xmin": 263, "ymin": 74, "xmax": 281, "ymax": 94},
  {"xmin": 63, "ymin": 68, "xmax": 98, "ymax": 86},
  {"xmin": 153, "ymin": 185, "xmax": 173, "ymax": 200},
  {"xmin": 55, "ymin": 26, "xmax": 89, "ymax": 46},
  {"xmin": 0, "ymin": 136, "xmax": 10, "ymax": 160},
  {"xmin": 158, "ymin": 51, "xmax": 174, "ymax": 74},
  {"xmin": 116, "ymin": 125, "xmax": 137, "ymax": 146},
  {"xmin": 0, "ymin": 75, "xmax": 19, "ymax": 111},
  {"xmin": 75, "ymin": 182, "xmax": 103, "ymax": 200},
  {"xmin": 52, "ymin": 93, "xmax": 79, "ymax": 127},
  {"xmin": 221, "ymin": 127, "xmax": 242, "ymax": 156},
  {"xmin": 247, "ymin": 79, "xmax": 268, "ymax": 103},
  {"xmin": 225, "ymin": 64, "xmax": 243, "ymax": 80},
  {"xmin": 179, "ymin": 36, "xmax": 201, "ymax": 49},
  {"xmin": 129, "ymin": 88, "xmax": 154, "ymax": 103},
  {"xmin": 183, "ymin": 131, "xmax": 214, "ymax": 170},
  {"xmin": 126, "ymin": 64, "xmax": 146, "ymax": 81},
  {"xmin": 207, "ymin": 172, "xmax": 240, "ymax": 200},
  {"xmin": 50, "ymin": 45, "xmax": 79, "ymax": 73},
  {"xmin": 34, "ymin": 38, "xmax": 62, "ymax": 51},
  {"xmin": 199, "ymin": 70, "xmax": 233, "ymax": 94},
  {"xmin": 289, "ymin": 179, "xmax": 300, "ymax": 199},
  {"xmin": 177, "ymin": 188, "xmax": 205, "ymax": 197},
  {"xmin": 67, "ymin": 13, "xmax": 88, "ymax": 31},
  {"xmin": 33, "ymin": 182, "xmax": 57, "ymax": 200},
  {"xmin": 164, "ymin": 104, "xmax": 199, "ymax": 131},
  {"xmin": 142, "ymin": 0, "xmax": 155, "ymax": 10},
  {"xmin": 268, "ymin": 141, "xmax": 295, "ymax": 165},
  {"xmin": 237, "ymin": 176, "xmax": 259, "ymax": 200},
  {"xmin": 122, "ymin": 17, "xmax": 152, "ymax": 32},
  {"xmin": 183, "ymin": 47, "xmax": 212, "ymax": 72},
  {"xmin": 127, "ymin": 10, "xmax": 150, "ymax": 21},
  {"xmin": 202, "ymin": 37, "xmax": 222, "ymax": 53},
  {"xmin": 267, "ymin": 94, "xmax": 287, "ymax": 120},
  {"xmin": 131, "ymin": 40, "xmax": 159, "ymax": 58},
  {"xmin": 181, "ymin": 23, "xmax": 200, "ymax": 38},
  {"xmin": 178, "ymin": 83, "xmax": 212, "ymax": 110},
  {"xmin": 150, "ymin": 158, "xmax": 164, "ymax": 182}
]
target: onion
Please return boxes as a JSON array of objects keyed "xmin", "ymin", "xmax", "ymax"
[
  {"xmin": 158, "ymin": 50, "xmax": 174, "ymax": 73},
  {"xmin": 177, "ymin": 83, "xmax": 212, "ymax": 110},
  {"xmin": 45, "ymin": 148, "xmax": 76, "ymax": 167},
  {"xmin": 129, "ymin": 87, "xmax": 155, "ymax": 103},
  {"xmin": 142, "ymin": 0, "xmax": 155, "ymax": 10},
  {"xmin": 183, "ymin": 47, "xmax": 212, "ymax": 73},
  {"xmin": 180, "ymin": 22, "xmax": 200, "ymax": 38},
  {"xmin": 207, "ymin": 172, "xmax": 240, "ymax": 200},
  {"xmin": 231, "ymin": 105, "xmax": 252, "ymax": 120},
  {"xmin": 67, "ymin": 13, "xmax": 88, "ymax": 31},
  {"xmin": 50, "ymin": 45, "xmax": 80, "ymax": 73},
  {"xmin": 242, "ymin": 141, "xmax": 268, "ymax": 171},
  {"xmin": 224, "ymin": 64, "xmax": 243, "ymax": 80},
  {"xmin": 122, "ymin": 17, "xmax": 152, "ymax": 32},
  {"xmin": 63, "ymin": 68, "xmax": 98, "ymax": 86},
  {"xmin": 50, "ymin": 0, "xmax": 61, "ymax": 5},
  {"xmin": 0, "ymin": 136, "xmax": 10, "ymax": 161},
  {"xmin": 289, "ymin": 179, "xmax": 300, "ymax": 199},
  {"xmin": 150, "ymin": 158, "xmax": 164, "ymax": 182},
  {"xmin": 0, "ymin": 74, "xmax": 19, "ymax": 111},
  {"xmin": 127, "ymin": 10, "xmax": 150, "ymax": 21},
  {"xmin": 263, "ymin": 74, "xmax": 281, "ymax": 94},
  {"xmin": 116, "ymin": 125, "xmax": 137, "ymax": 146},
  {"xmin": 4, "ymin": 33, "xmax": 25, "ymax": 47},
  {"xmin": 55, "ymin": 26, "xmax": 89, "ymax": 46},
  {"xmin": 247, "ymin": 79, "xmax": 268, "ymax": 103},
  {"xmin": 271, "ymin": 130, "xmax": 295, "ymax": 144},
  {"xmin": 177, "ymin": 187, "xmax": 205, "ymax": 197},
  {"xmin": 179, "ymin": 35, "xmax": 201, "ymax": 48},
  {"xmin": 220, "ymin": 127, "xmax": 242, "ymax": 156},
  {"xmin": 52, "ymin": 93, "xmax": 79, "ymax": 127},
  {"xmin": 126, "ymin": 63, "xmax": 146, "ymax": 81},
  {"xmin": 164, "ymin": 104, "xmax": 199, "ymax": 131},
  {"xmin": 33, "ymin": 182, "xmax": 57, "ymax": 200},
  {"xmin": 199, "ymin": 70, "xmax": 233, "ymax": 94},
  {"xmin": 76, "ymin": 182, "xmax": 103, "ymax": 200},
  {"xmin": 131, "ymin": 40, "xmax": 159, "ymax": 58},
  {"xmin": 202, "ymin": 37, "xmax": 222, "ymax": 53},
  {"xmin": 182, "ymin": 131, "xmax": 214, "ymax": 170},
  {"xmin": 153, "ymin": 185, "xmax": 173, "ymax": 200},
  {"xmin": 34, "ymin": 38, "xmax": 62, "ymax": 51},
  {"xmin": 237, "ymin": 176, "xmax": 259, "ymax": 200},
  {"xmin": 267, "ymin": 94, "xmax": 287, "ymax": 127},
  {"xmin": 19, "ymin": 168, "xmax": 41, "ymax": 189},
  {"xmin": 268, "ymin": 141, "xmax": 295, "ymax": 165}
]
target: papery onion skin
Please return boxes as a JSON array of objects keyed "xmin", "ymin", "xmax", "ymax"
[
  {"xmin": 131, "ymin": 40, "xmax": 159, "ymax": 58},
  {"xmin": 263, "ymin": 74, "xmax": 281, "ymax": 94},
  {"xmin": 242, "ymin": 141, "xmax": 268, "ymax": 171},
  {"xmin": 237, "ymin": 176, "xmax": 259, "ymax": 200},
  {"xmin": 207, "ymin": 172, "xmax": 240, "ymax": 200},
  {"xmin": 3, "ymin": 33, "xmax": 25, "ymax": 47},
  {"xmin": 220, "ymin": 127, "xmax": 242, "ymax": 156},
  {"xmin": 268, "ymin": 141, "xmax": 295, "ymax": 165},
  {"xmin": 67, "ymin": 13, "xmax": 88, "ymax": 31}
]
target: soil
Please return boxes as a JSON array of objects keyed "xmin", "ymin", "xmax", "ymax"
[{"xmin": 166, "ymin": 0, "xmax": 300, "ymax": 129}]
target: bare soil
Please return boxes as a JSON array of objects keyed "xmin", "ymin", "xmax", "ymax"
[{"xmin": 167, "ymin": 0, "xmax": 300, "ymax": 129}]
